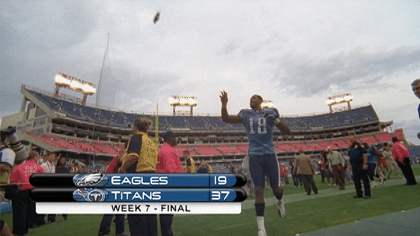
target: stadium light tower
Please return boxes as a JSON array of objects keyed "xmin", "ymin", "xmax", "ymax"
[
  {"xmin": 261, "ymin": 100, "xmax": 275, "ymax": 109},
  {"xmin": 54, "ymin": 72, "xmax": 96, "ymax": 105},
  {"xmin": 326, "ymin": 93, "xmax": 353, "ymax": 113},
  {"xmin": 168, "ymin": 95, "xmax": 197, "ymax": 116}
]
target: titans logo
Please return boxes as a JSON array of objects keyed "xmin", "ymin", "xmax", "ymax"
[{"xmin": 73, "ymin": 188, "xmax": 108, "ymax": 202}]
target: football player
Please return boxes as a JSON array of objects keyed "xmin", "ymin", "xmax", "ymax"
[{"xmin": 220, "ymin": 91, "xmax": 291, "ymax": 236}]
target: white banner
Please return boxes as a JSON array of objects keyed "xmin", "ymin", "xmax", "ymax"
[{"xmin": 36, "ymin": 202, "xmax": 241, "ymax": 214}]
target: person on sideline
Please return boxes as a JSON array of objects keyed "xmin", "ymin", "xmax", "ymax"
[
  {"xmin": 9, "ymin": 151, "xmax": 45, "ymax": 235},
  {"xmin": 391, "ymin": 137, "xmax": 417, "ymax": 185},
  {"xmin": 118, "ymin": 118, "xmax": 159, "ymax": 236},
  {"xmin": 348, "ymin": 135, "xmax": 371, "ymax": 199},
  {"xmin": 156, "ymin": 131, "xmax": 183, "ymax": 236},
  {"xmin": 293, "ymin": 150, "xmax": 318, "ymax": 195}
]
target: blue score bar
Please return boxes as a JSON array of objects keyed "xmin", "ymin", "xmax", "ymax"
[
  {"xmin": 30, "ymin": 188, "xmax": 247, "ymax": 202},
  {"xmin": 30, "ymin": 173, "xmax": 247, "ymax": 188}
]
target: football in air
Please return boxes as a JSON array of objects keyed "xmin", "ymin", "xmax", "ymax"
[{"xmin": 153, "ymin": 11, "xmax": 160, "ymax": 24}]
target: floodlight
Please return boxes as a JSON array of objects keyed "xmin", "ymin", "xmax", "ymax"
[
  {"xmin": 187, "ymin": 97, "xmax": 197, "ymax": 106},
  {"xmin": 344, "ymin": 94, "xmax": 353, "ymax": 102},
  {"xmin": 53, "ymin": 72, "xmax": 96, "ymax": 105},
  {"xmin": 82, "ymin": 84, "xmax": 96, "ymax": 94},
  {"xmin": 326, "ymin": 98, "xmax": 334, "ymax": 106},
  {"xmin": 69, "ymin": 80, "xmax": 83, "ymax": 90},
  {"xmin": 169, "ymin": 95, "xmax": 198, "ymax": 116},
  {"xmin": 55, "ymin": 74, "xmax": 70, "ymax": 85},
  {"xmin": 326, "ymin": 93, "xmax": 353, "ymax": 112},
  {"xmin": 179, "ymin": 97, "xmax": 187, "ymax": 105},
  {"xmin": 261, "ymin": 100, "xmax": 275, "ymax": 108},
  {"xmin": 168, "ymin": 96, "xmax": 178, "ymax": 105}
]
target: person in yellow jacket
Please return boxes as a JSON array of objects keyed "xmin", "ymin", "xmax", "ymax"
[
  {"xmin": 118, "ymin": 117, "xmax": 158, "ymax": 236},
  {"xmin": 182, "ymin": 150, "xmax": 195, "ymax": 173},
  {"xmin": 196, "ymin": 159, "xmax": 213, "ymax": 173}
]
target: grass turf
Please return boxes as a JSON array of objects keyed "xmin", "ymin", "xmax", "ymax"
[{"xmin": 1, "ymin": 165, "xmax": 419, "ymax": 236}]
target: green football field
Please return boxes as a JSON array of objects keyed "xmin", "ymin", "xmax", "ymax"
[{"xmin": 1, "ymin": 165, "xmax": 420, "ymax": 236}]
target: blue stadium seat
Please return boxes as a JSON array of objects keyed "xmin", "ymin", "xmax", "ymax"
[{"xmin": 185, "ymin": 116, "xmax": 207, "ymax": 128}]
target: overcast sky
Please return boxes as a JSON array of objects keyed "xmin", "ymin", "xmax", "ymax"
[{"xmin": 1, "ymin": 0, "xmax": 420, "ymax": 143}]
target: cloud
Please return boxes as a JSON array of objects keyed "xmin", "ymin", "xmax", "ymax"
[
  {"xmin": 3, "ymin": 1, "xmax": 101, "ymax": 48},
  {"xmin": 0, "ymin": 1, "xmax": 105, "ymax": 117},
  {"xmin": 109, "ymin": 64, "xmax": 183, "ymax": 112},
  {"xmin": 266, "ymin": 46, "xmax": 420, "ymax": 97}
]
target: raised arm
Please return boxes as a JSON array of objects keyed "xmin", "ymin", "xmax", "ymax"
[
  {"xmin": 272, "ymin": 108, "xmax": 291, "ymax": 134},
  {"xmin": 220, "ymin": 90, "xmax": 242, "ymax": 123}
]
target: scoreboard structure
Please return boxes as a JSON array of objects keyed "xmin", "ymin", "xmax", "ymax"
[{"xmin": 30, "ymin": 173, "xmax": 247, "ymax": 214}]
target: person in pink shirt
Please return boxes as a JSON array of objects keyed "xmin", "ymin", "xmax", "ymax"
[
  {"xmin": 156, "ymin": 131, "xmax": 183, "ymax": 236},
  {"xmin": 156, "ymin": 132, "xmax": 183, "ymax": 174},
  {"xmin": 9, "ymin": 151, "xmax": 45, "ymax": 236},
  {"xmin": 279, "ymin": 163, "xmax": 289, "ymax": 185},
  {"xmin": 391, "ymin": 137, "xmax": 417, "ymax": 185}
]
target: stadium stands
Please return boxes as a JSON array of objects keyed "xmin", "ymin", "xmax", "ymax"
[
  {"xmin": 166, "ymin": 116, "xmax": 188, "ymax": 128},
  {"xmin": 9, "ymin": 84, "xmax": 408, "ymax": 170},
  {"xmin": 25, "ymin": 86, "xmax": 383, "ymax": 133},
  {"xmin": 329, "ymin": 138, "xmax": 351, "ymax": 148},
  {"xmin": 19, "ymin": 126, "xmax": 403, "ymax": 168},
  {"xmin": 375, "ymin": 132, "xmax": 393, "ymax": 143},
  {"xmin": 194, "ymin": 145, "xmax": 223, "ymax": 156},
  {"xmin": 281, "ymin": 106, "xmax": 378, "ymax": 130},
  {"xmin": 185, "ymin": 116, "xmax": 208, "ymax": 129},
  {"xmin": 359, "ymin": 134, "xmax": 379, "ymax": 144},
  {"xmin": 207, "ymin": 117, "xmax": 231, "ymax": 129},
  {"xmin": 275, "ymin": 143, "xmax": 297, "ymax": 152},
  {"xmin": 217, "ymin": 144, "xmax": 245, "ymax": 155}
]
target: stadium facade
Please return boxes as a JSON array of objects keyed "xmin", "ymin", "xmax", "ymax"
[{"xmin": 1, "ymin": 84, "xmax": 407, "ymax": 172}]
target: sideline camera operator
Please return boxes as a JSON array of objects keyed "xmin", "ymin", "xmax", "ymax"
[{"xmin": 1, "ymin": 126, "xmax": 28, "ymax": 188}]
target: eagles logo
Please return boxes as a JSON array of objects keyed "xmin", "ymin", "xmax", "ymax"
[
  {"xmin": 73, "ymin": 188, "xmax": 108, "ymax": 202},
  {"xmin": 73, "ymin": 173, "xmax": 108, "ymax": 187}
]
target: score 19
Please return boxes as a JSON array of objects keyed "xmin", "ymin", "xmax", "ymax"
[{"xmin": 213, "ymin": 176, "xmax": 227, "ymax": 186}]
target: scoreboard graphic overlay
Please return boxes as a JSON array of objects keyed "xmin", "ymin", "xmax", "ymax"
[{"xmin": 30, "ymin": 173, "xmax": 247, "ymax": 214}]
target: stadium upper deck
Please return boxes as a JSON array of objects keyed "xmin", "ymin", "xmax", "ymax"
[{"xmin": 21, "ymin": 84, "xmax": 382, "ymax": 131}]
